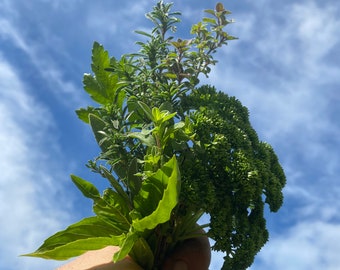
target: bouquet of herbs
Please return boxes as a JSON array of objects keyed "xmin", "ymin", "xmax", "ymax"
[{"xmin": 24, "ymin": 2, "xmax": 286, "ymax": 269}]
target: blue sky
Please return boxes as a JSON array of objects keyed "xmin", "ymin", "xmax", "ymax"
[{"xmin": 0, "ymin": 0, "xmax": 339, "ymax": 269}]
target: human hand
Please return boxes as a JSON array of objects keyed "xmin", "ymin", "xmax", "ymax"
[
  {"xmin": 56, "ymin": 234, "xmax": 210, "ymax": 270},
  {"xmin": 162, "ymin": 233, "xmax": 211, "ymax": 270},
  {"xmin": 56, "ymin": 246, "xmax": 142, "ymax": 270}
]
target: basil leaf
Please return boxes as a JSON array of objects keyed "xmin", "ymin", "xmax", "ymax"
[
  {"xmin": 113, "ymin": 231, "xmax": 139, "ymax": 262},
  {"xmin": 132, "ymin": 156, "xmax": 180, "ymax": 231},
  {"xmin": 23, "ymin": 217, "xmax": 123, "ymax": 260}
]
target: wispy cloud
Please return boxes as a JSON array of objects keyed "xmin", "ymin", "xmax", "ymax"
[
  {"xmin": 84, "ymin": 0, "xmax": 152, "ymax": 49},
  {"xmin": 0, "ymin": 57, "xmax": 74, "ymax": 270},
  {"xmin": 0, "ymin": 4, "xmax": 83, "ymax": 108},
  {"xmin": 252, "ymin": 221, "xmax": 340, "ymax": 270}
]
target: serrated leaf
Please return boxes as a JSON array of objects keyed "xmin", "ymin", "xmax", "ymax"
[
  {"xmin": 75, "ymin": 106, "xmax": 98, "ymax": 124},
  {"xmin": 82, "ymin": 74, "xmax": 105, "ymax": 104},
  {"xmin": 23, "ymin": 217, "xmax": 123, "ymax": 260},
  {"xmin": 83, "ymin": 42, "xmax": 120, "ymax": 105}
]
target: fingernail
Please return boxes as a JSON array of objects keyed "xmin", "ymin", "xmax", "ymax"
[{"xmin": 173, "ymin": 260, "xmax": 188, "ymax": 270}]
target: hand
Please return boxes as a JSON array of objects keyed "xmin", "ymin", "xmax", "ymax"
[
  {"xmin": 162, "ymin": 233, "xmax": 211, "ymax": 270},
  {"xmin": 56, "ymin": 234, "xmax": 210, "ymax": 270},
  {"xmin": 56, "ymin": 246, "xmax": 141, "ymax": 270}
]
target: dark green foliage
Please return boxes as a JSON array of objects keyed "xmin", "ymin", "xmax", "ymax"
[{"xmin": 180, "ymin": 85, "xmax": 285, "ymax": 268}]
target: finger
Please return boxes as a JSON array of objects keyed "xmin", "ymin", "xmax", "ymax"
[
  {"xmin": 162, "ymin": 234, "xmax": 211, "ymax": 270},
  {"xmin": 172, "ymin": 260, "xmax": 188, "ymax": 270}
]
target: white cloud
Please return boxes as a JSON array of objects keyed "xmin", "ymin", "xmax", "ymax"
[
  {"xmin": 85, "ymin": 0, "xmax": 151, "ymax": 47},
  {"xmin": 0, "ymin": 14, "xmax": 82, "ymax": 108},
  {"xmin": 38, "ymin": 0, "xmax": 82, "ymax": 11},
  {"xmin": 0, "ymin": 19, "xmax": 30, "ymax": 52},
  {"xmin": 0, "ymin": 57, "xmax": 73, "ymax": 270},
  {"xmin": 251, "ymin": 221, "xmax": 340, "ymax": 270}
]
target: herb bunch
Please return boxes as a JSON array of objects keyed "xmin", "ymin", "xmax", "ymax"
[{"xmin": 25, "ymin": 2, "xmax": 285, "ymax": 269}]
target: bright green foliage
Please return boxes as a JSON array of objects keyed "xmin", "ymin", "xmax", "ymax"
[
  {"xmin": 23, "ymin": 217, "xmax": 124, "ymax": 260},
  {"xmin": 24, "ymin": 2, "xmax": 285, "ymax": 270},
  {"xmin": 25, "ymin": 157, "xmax": 181, "ymax": 269}
]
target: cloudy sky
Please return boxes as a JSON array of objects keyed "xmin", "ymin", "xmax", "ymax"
[{"xmin": 0, "ymin": 0, "xmax": 339, "ymax": 269}]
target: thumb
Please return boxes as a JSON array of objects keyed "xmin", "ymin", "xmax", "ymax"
[{"xmin": 173, "ymin": 260, "xmax": 188, "ymax": 270}]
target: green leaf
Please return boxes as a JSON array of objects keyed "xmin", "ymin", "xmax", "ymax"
[
  {"xmin": 82, "ymin": 74, "xmax": 105, "ymax": 104},
  {"xmin": 23, "ymin": 217, "xmax": 123, "ymax": 260},
  {"xmin": 101, "ymin": 167, "xmax": 132, "ymax": 206},
  {"xmin": 204, "ymin": 9, "xmax": 216, "ymax": 16},
  {"xmin": 25, "ymin": 237, "xmax": 119, "ymax": 260},
  {"xmin": 203, "ymin": 17, "xmax": 217, "ymax": 24},
  {"xmin": 83, "ymin": 42, "xmax": 120, "ymax": 105},
  {"xmin": 160, "ymin": 111, "xmax": 177, "ymax": 123},
  {"xmin": 152, "ymin": 107, "xmax": 176, "ymax": 125},
  {"xmin": 71, "ymin": 175, "xmax": 131, "ymax": 233},
  {"xmin": 164, "ymin": 72, "xmax": 177, "ymax": 79},
  {"xmin": 71, "ymin": 174, "xmax": 100, "ymax": 200},
  {"xmin": 135, "ymin": 30, "xmax": 153, "ymax": 38},
  {"xmin": 127, "ymin": 97, "xmax": 151, "ymax": 122},
  {"xmin": 127, "ymin": 157, "xmax": 142, "ymax": 199},
  {"xmin": 93, "ymin": 200, "xmax": 131, "ymax": 233},
  {"xmin": 133, "ymin": 172, "xmax": 163, "ymax": 218},
  {"xmin": 89, "ymin": 113, "xmax": 111, "ymax": 152},
  {"xmin": 113, "ymin": 231, "xmax": 139, "ymax": 262},
  {"xmin": 132, "ymin": 156, "xmax": 180, "ymax": 231},
  {"xmin": 128, "ymin": 129, "xmax": 156, "ymax": 147},
  {"xmin": 130, "ymin": 237, "xmax": 154, "ymax": 270},
  {"xmin": 75, "ymin": 106, "xmax": 98, "ymax": 124},
  {"xmin": 159, "ymin": 101, "xmax": 174, "ymax": 113},
  {"xmin": 102, "ymin": 188, "xmax": 131, "ymax": 215},
  {"xmin": 137, "ymin": 101, "xmax": 154, "ymax": 122},
  {"xmin": 173, "ymin": 121, "xmax": 185, "ymax": 130}
]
